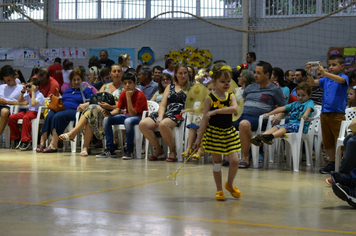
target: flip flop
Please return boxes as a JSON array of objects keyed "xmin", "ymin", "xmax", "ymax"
[
  {"xmin": 238, "ymin": 161, "xmax": 250, "ymax": 169},
  {"xmin": 59, "ymin": 133, "xmax": 74, "ymax": 142},
  {"xmin": 80, "ymin": 150, "xmax": 88, "ymax": 157},
  {"xmin": 166, "ymin": 157, "xmax": 177, "ymax": 162}
]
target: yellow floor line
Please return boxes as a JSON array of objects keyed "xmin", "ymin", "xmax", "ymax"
[{"xmin": 38, "ymin": 170, "xmax": 201, "ymax": 204}]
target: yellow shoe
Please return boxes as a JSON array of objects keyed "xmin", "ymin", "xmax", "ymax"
[
  {"xmin": 181, "ymin": 148, "xmax": 193, "ymax": 158},
  {"xmin": 192, "ymin": 149, "xmax": 204, "ymax": 161},
  {"xmin": 225, "ymin": 182, "xmax": 241, "ymax": 198},
  {"xmin": 215, "ymin": 191, "xmax": 225, "ymax": 201}
]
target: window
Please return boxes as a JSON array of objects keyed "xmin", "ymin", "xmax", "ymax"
[
  {"xmin": 1, "ymin": 0, "xmax": 44, "ymax": 21},
  {"xmin": 264, "ymin": 0, "xmax": 356, "ymax": 17}
]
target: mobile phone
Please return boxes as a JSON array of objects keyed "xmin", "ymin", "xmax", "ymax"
[{"xmin": 308, "ymin": 61, "xmax": 321, "ymax": 69}]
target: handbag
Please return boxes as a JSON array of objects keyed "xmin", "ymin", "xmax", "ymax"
[
  {"xmin": 89, "ymin": 92, "xmax": 116, "ymax": 108},
  {"xmin": 48, "ymin": 94, "xmax": 65, "ymax": 112}
]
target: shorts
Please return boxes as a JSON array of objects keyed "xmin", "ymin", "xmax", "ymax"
[
  {"xmin": 321, "ymin": 112, "xmax": 345, "ymax": 149},
  {"xmin": 276, "ymin": 124, "xmax": 299, "ymax": 133},
  {"xmin": 0, "ymin": 105, "xmax": 10, "ymax": 115},
  {"xmin": 232, "ymin": 114, "xmax": 267, "ymax": 132}
]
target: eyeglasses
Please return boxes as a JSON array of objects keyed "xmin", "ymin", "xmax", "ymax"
[{"xmin": 25, "ymin": 85, "xmax": 32, "ymax": 88}]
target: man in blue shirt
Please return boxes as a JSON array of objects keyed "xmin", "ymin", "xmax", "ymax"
[{"xmin": 137, "ymin": 66, "xmax": 158, "ymax": 100}]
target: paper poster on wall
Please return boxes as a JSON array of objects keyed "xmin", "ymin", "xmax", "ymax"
[
  {"xmin": 24, "ymin": 48, "xmax": 38, "ymax": 59},
  {"xmin": 344, "ymin": 48, "xmax": 356, "ymax": 56},
  {"xmin": 89, "ymin": 47, "xmax": 135, "ymax": 68},
  {"xmin": 60, "ymin": 48, "xmax": 70, "ymax": 59},
  {"xmin": 24, "ymin": 60, "xmax": 34, "ymax": 68},
  {"xmin": 50, "ymin": 48, "xmax": 59, "ymax": 57},
  {"xmin": 13, "ymin": 49, "xmax": 25, "ymax": 66},
  {"xmin": 44, "ymin": 57, "xmax": 54, "ymax": 65},
  {"xmin": 345, "ymin": 56, "xmax": 355, "ymax": 66},
  {"xmin": 185, "ymin": 36, "xmax": 197, "ymax": 46},
  {"xmin": 77, "ymin": 48, "xmax": 86, "ymax": 59},
  {"xmin": 33, "ymin": 60, "xmax": 44, "ymax": 68},
  {"xmin": 40, "ymin": 48, "xmax": 49, "ymax": 57}
]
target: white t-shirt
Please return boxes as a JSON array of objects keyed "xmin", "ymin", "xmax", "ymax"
[
  {"xmin": 0, "ymin": 84, "xmax": 23, "ymax": 105},
  {"xmin": 62, "ymin": 69, "xmax": 73, "ymax": 84},
  {"xmin": 23, "ymin": 90, "xmax": 45, "ymax": 112},
  {"xmin": 162, "ymin": 69, "xmax": 174, "ymax": 77}
]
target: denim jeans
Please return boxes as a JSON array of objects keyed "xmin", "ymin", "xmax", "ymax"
[{"xmin": 104, "ymin": 115, "xmax": 141, "ymax": 151}]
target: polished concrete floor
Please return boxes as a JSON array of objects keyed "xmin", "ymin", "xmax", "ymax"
[{"xmin": 0, "ymin": 147, "xmax": 355, "ymax": 236}]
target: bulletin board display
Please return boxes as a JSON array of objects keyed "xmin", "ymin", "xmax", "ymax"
[
  {"xmin": 89, "ymin": 47, "xmax": 135, "ymax": 68},
  {"xmin": 328, "ymin": 47, "xmax": 356, "ymax": 71}
]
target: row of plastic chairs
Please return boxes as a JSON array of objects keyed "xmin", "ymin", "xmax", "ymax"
[
  {"xmin": 256, "ymin": 107, "xmax": 321, "ymax": 172},
  {"xmin": 1, "ymin": 104, "xmax": 80, "ymax": 152}
]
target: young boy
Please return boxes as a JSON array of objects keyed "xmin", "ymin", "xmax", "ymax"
[
  {"xmin": 8, "ymin": 77, "xmax": 45, "ymax": 150},
  {"xmin": 251, "ymin": 82, "xmax": 314, "ymax": 146},
  {"xmin": 96, "ymin": 72, "xmax": 148, "ymax": 159},
  {"xmin": 306, "ymin": 54, "xmax": 349, "ymax": 174}
]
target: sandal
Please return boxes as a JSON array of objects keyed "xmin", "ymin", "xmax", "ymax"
[
  {"xmin": 80, "ymin": 150, "xmax": 88, "ymax": 157},
  {"xmin": 192, "ymin": 149, "xmax": 204, "ymax": 161},
  {"xmin": 59, "ymin": 133, "xmax": 75, "ymax": 142},
  {"xmin": 36, "ymin": 144, "xmax": 45, "ymax": 153},
  {"xmin": 42, "ymin": 145, "xmax": 58, "ymax": 153},
  {"xmin": 181, "ymin": 148, "xmax": 193, "ymax": 158},
  {"xmin": 166, "ymin": 157, "xmax": 177, "ymax": 162}
]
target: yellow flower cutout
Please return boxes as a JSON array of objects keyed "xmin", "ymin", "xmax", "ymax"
[
  {"xmin": 193, "ymin": 87, "xmax": 200, "ymax": 95},
  {"xmin": 213, "ymin": 101, "xmax": 224, "ymax": 109},
  {"xmin": 188, "ymin": 96, "xmax": 195, "ymax": 102},
  {"xmin": 237, "ymin": 65, "xmax": 241, "ymax": 70}
]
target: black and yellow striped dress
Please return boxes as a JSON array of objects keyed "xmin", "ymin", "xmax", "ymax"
[{"xmin": 202, "ymin": 92, "xmax": 241, "ymax": 155}]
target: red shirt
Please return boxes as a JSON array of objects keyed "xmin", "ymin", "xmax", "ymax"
[
  {"xmin": 117, "ymin": 90, "xmax": 148, "ymax": 118},
  {"xmin": 40, "ymin": 76, "xmax": 60, "ymax": 97},
  {"xmin": 48, "ymin": 63, "xmax": 64, "ymax": 87}
]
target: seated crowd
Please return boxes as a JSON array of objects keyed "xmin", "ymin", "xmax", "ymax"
[{"xmin": 1, "ymin": 52, "xmax": 356, "ymax": 206}]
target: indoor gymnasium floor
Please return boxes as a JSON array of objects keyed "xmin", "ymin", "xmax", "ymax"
[{"xmin": 0, "ymin": 148, "xmax": 355, "ymax": 236}]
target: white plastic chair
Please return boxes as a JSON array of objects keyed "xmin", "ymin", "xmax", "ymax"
[
  {"xmin": 1, "ymin": 105, "xmax": 21, "ymax": 148},
  {"xmin": 145, "ymin": 108, "xmax": 186, "ymax": 162},
  {"xmin": 62, "ymin": 111, "xmax": 81, "ymax": 153},
  {"xmin": 335, "ymin": 107, "xmax": 356, "ymax": 170},
  {"xmin": 114, "ymin": 101, "xmax": 159, "ymax": 159},
  {"xmin": 251, "ymin": 115, "xmax": 273, "ymax": 169},
  {"xmin": 277, "ymin": 108, "xmax": 320, "ymax": 172},
  {"xmin": 312, "ymin": 105, "xmax": 322, "ymax": 166}
]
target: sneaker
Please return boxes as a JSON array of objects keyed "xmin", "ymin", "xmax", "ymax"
[
  {"xmin": 331, "ymin": 171, "xmax": 353, "ymax": 187},
  {"xmin": 19, "ymin": 142, "xmax": 31, "ymax": 151},
  {"xmin": 250, "ymin": 136, "xmax": 263, "ymax": 146},
  {"xmin": 14, "ymin": 139, "xmax": 21, "ymax": 149},
  {"xmin": 258, "ymin": 134, "xmax": 274, "ymax": 145},
  {"xmin": 123, "ymin": 151, "xmax": 133, "ymax": 160},
  {"xmin": 225, "ymin": 182, "xmax": 242, "ymax": 198},
  {"xmin": 319, "ymin": 162, "xmax": 335, "ymax": 174},
  {"xmin": 215, "ymin": 191, "xmax": 225, "ymax": 201},
  {"xmin": 332, "ymin": 183, "xmax": 356, "ymax": 208},
  {"xmin": 95, "ymin": 149, "xmax": 117, "ymax": 158}
]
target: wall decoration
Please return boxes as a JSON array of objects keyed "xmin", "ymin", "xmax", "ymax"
[
  {"xmin": 166, "ymin": 46, "xmax": 212, "ymax": 71},
  {"xmin": 138, "ymin": 47, "xmax": 154, "ymax": 64}
]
